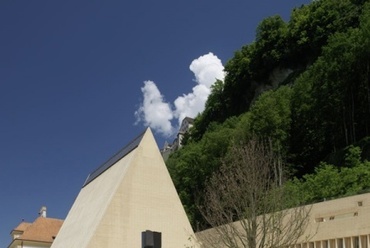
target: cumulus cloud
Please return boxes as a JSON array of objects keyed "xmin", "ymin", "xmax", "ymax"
[
  {"xmin": 135, "ymin": 52, "xmax": 225, "ymax": 137},
  {"xmin": 174, "ymin": 52, "xmax": 225, "ymax": 126},
  {"xmin": 134, "ymin": 81, "xmax": 174, "ymax": 137},
  {"xmin": 189, "ymin": 52, "xmax": 225, "ymax": 88},
  {"xmin": 173, "ymin": 84, "xmax": 210, "ymax": 127}
]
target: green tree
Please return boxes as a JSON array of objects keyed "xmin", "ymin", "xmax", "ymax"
[
  {"xmin": 248, "ymin": 86, "xmax": 293, "ymax": 156},
  {"xmin": 222, "ymin": 45, "xmax": 255, "ymax": 118},
  {"xmin": 289, "ymin": 68, "xmax": 323, "ymax": 175},
  {"xmin": 167, "ymin": 118, "xmax": 239, "ymax": 229},
  {"xmin": 288, "ymin": 4, "xmax": 370, "ymax": 174},
  {"xmin": 286, "ymin": 0, "xmax": 361, "ymax": 65},
  {"xmin": 190, "ymin": 80, "xmax": 227, "ymax": 142},
  {"xmin": 344, "ymin": 145, "xmax": 362, "ymax": 167},
  {"xmin": 250, "ymin": 15, "xmax": 288, "ymax": 82},
  {"xmin": 286, "ymin": 145, "xmax": 370, "ymax": 204}
]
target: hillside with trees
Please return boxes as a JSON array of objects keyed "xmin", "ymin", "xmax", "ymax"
[{"xmin": 166, "ymin": 0, "xmax": 370, "ymax": 230}]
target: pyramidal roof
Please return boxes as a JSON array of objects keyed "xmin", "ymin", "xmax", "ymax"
[
  {"xmin": 82, "ymin": 130, "xmax": 145, "ymax": 187},
  {"xmin": 51, "ymin": 128, "xmax": 198, "ymax": 248}
]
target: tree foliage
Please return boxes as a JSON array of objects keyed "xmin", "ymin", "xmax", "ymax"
[
  {"xmin": 190, "ymin": 80, "xmax": 228, "ymax": 142},
  {"xmin": 190, "ymin": 0, "xmax": 366, "ymax": 142},
  {"xmin": 250, "ymin": 15, "xmax": 288, "ymax": 82},
  {"xmin": 167, "ymin": 117, "xmax": 239, "ymax": 228},
  {"xmin": 286, "ymin": 146, "xmax": 370, "ymax": 204},
  {"xmin": 288, "ymin": 4, "xmax": 370, "ymax": 174},
  {"xmin": 248, "ymin": 86, "xmax": 292, "ymax": 154},
  {"xmin": 167, "ymin": 0, "xmax": 370, "ymax": 232},
  {"xmin": 286, "ymin": 0, "xmax": 361, "ymax": 64}
]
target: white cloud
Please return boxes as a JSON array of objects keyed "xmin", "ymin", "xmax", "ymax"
[
  {"xmin": 173, "ymin": 84, "xmax": 210, "ymax": 126},
  {"xmin": 134, "ymin": 81, "xmax": 174, "ymax": 137},
  {"xmin": 135, "ymin": 52, "xmax": 225, "ymax": 137},
  {"xmin": 189, "ymin": 52, "xmax": 225, "ymax": 88},
  {"xmin": 174, "ymin": 52, "xmax": 225, "ymax": 126}
]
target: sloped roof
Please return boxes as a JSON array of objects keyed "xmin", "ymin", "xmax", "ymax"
[
  {"xmin": 82, "ymin": 130, "xmax": 145, "ymax": 187},
  {"xmin": 12, "ymin": 222, "xmax": 32, "ymax": 233},
  {"xmin": 12, "ymin": 217, "xmax": 63, "ymax": 243},
  {"xmin": 182, "ymin": 116, "xmax": 194, "ymax": 123}
]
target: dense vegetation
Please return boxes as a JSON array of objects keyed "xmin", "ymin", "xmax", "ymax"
[{"xmin": 167, "ymin": 0, "xmax": 370, "ymax": 229}]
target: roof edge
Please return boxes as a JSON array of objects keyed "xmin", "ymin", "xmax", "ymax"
[{"xmin": 82, "ymin": 129, "xmax": 147, "ymax": 188}]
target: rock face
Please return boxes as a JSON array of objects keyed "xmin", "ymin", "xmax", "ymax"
[{"xmin": 252, "ymin": 67, "xmax": 293, "ymax": 107}]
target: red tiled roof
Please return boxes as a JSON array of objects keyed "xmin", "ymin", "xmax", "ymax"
[
  {"xmin": 14, "ymin": 217, "xmax": 63, "ymax": 243},
  {"xmin": 12, "ymin": 222, "xmax": 32, "ymax": 232}
]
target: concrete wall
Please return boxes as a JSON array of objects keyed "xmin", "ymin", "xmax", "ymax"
[{"xmin": 196, "ymin": 193, "xmax": 370, "ymax": 248}]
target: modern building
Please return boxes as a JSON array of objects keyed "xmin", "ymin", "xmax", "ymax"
[
  {"xmin": 195, "ymin": 193, "xmax": 370, "ymax": 248},
  {"xmin": 51, "ymin": 128, "xmax": 198, "ymax": 248},
  {"xmin": 7, "ymin": 207, "xmax": 63, "ymax": 248},
  {"xmin": 296, "ymin": 192, "xmax": 370, "ymax": 248}
]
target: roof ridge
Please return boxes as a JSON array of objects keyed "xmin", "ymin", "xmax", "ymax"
[
  {"xmin": 82, "ymin": 129, "xmax": 147, "ymax": 188},
  {"xmin": 36, "ymin": 216, "xmax": 64, "ymax": 221}
]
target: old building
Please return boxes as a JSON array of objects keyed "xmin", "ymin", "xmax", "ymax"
[
  {"xmin": 161, "ymin": 117, "xmax": 194, "ymax": 160},
  {"xmin": 8, "ymin": 207, "xmax": 63, "ymax": 248}
]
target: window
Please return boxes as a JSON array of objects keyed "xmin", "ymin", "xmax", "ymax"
[
  {"xmin": 329, "ymin": 240, "xmax": 335, "ymax": 248},
  {"xmin": 337, "ymin": 238, "xmax": 343, "ymax": 248},
  {"xmin": 315, "ymin": 217, "xmax": 325, "ymax": 222},
  {"xmin": 353, "ymin": 236, "xmax": 360, "ymax": 248},
  {"xmin": 360, "ymin": 235, "xmax": 368, "ymax": 248},
  {"xmin": 322, "ymin": 240, "xmax": 328, "ymax": 248},
  {"xmin": 345, "ymin": 237, "xmax": 351, "ymax": 248}
]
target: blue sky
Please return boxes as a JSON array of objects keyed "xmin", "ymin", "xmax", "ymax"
[{"xmin": 0, "ymin": 0, "xmax": 310, "ymax": 246}]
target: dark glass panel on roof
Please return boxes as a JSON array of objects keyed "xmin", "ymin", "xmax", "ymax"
[{"xmin": 82, "ymin": 130, "xmax": 145, "ymax": 188}]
